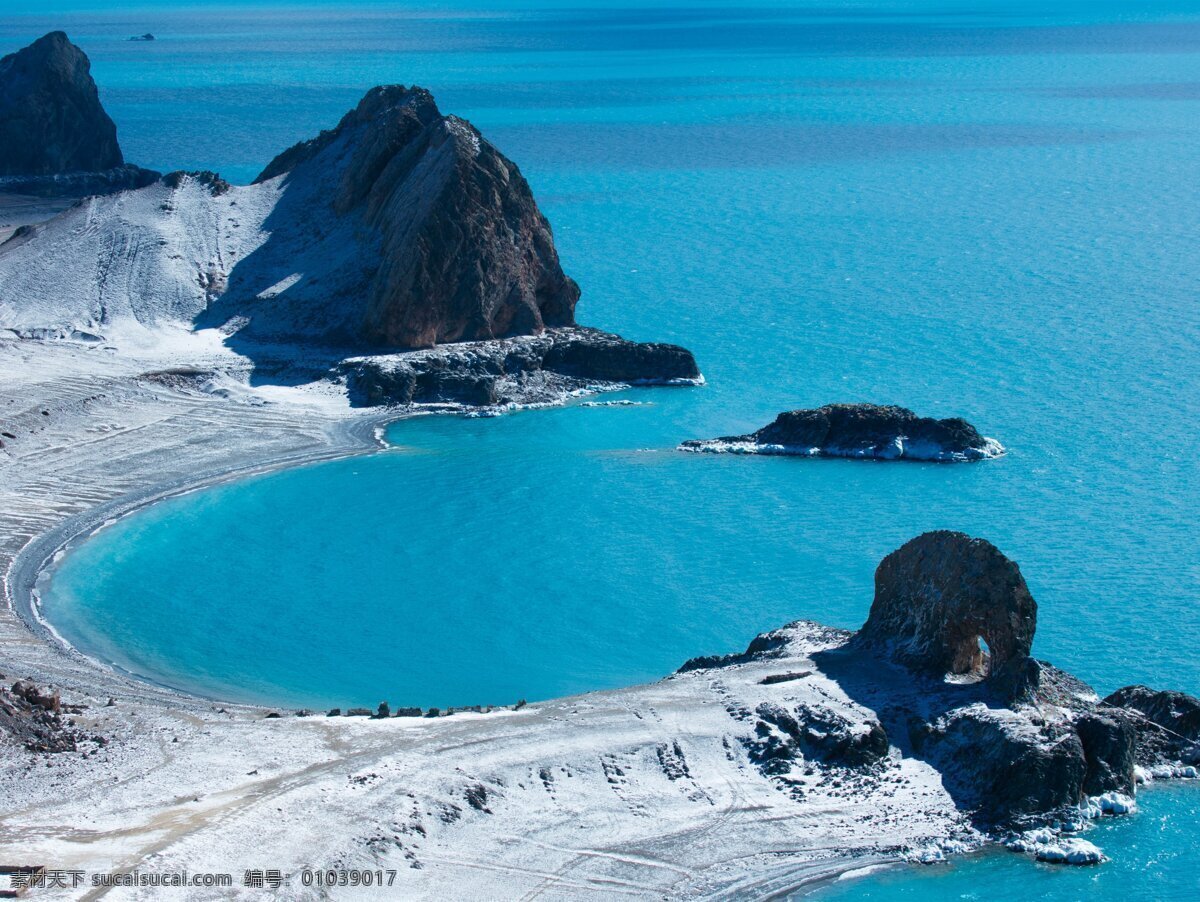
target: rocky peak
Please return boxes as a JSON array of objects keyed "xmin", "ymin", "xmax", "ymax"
[
  {"xmin": 857, "ymin": 531, "xmax": 1038, "ymax": 691},
  {"xmin": 0, "ymin": 31, "xmax": 124, "ymax": 176},
  {"xmin": 248, "ymin": 84, "xmax": 580, "ymax": 348}
]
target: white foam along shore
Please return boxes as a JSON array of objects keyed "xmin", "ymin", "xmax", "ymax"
[
  {"xmin": 0, "ymin": 331, "xmax": 996, "ymax": 900},
  {"xmin": 679, "ymin": 435, "xmax": 1006, "ymax": 462}
]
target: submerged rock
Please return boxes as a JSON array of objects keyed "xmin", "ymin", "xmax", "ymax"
[
  {"xmin": 0, "ymin": 32, "xmax": 124, "ymax": 176},
  {"xmin": 680, "ymin": 403, "xmax": 1003, "ymax": 462}
]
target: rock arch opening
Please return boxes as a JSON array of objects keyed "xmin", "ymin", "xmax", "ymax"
[{"xmin": 858, "ymin": 531, "xmax": 1037, "ymax": 693}]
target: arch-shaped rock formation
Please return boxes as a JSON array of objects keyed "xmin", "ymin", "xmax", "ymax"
[{"xmin": 858, "ymin": 531, "xmax": 1037, "ymax": 685}]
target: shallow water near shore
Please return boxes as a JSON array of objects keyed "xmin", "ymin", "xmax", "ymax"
[{"xmin": 18, "ymin": 0, "xmax": 1200, "ymax": 893}]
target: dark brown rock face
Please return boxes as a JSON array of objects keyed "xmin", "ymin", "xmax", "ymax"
[
  {"xmin": 1075, "ymin": 710, "xmax": 1138, "ymax": 795},
  {"xmin": 1102, "ymin": 685, "xmax": 1200, "ymax": 765},
  {"xmin": 253, "ymin": 85, "xmax": 579, "ymax": 349},
  {"xmin": 858, "ymin": 531, "xmax": 1037, "ymax": 686},
  {"xmin": 0, "ymin": 32, "xmax": 123, "ymax": 176},
  {"xmin": 680, "ymin": 404, "xmax": 1002, "ymax": 461},
  {"xmin": 342, "ymin": 328, "xmax": 699, "ymax": 408}
]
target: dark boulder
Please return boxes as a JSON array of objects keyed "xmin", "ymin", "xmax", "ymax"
[
  {"xmin": 10, "ymin": 680, "xmax": 60, "ymax": 713},
  {"xmin": 917, "ymin": 708, "xmax": 1087, "ymax": 825},
  {"xmin": 0, "ymin": 32, "xmax": 124, "ymax": 176},
  {"xmin": 857, "ymin": 531, "xmax": 1037, "ymax": 692},
  {"xmin": 1075, "ymin": 709, "xmax": 1137, "ymax": 795},
  {"xmin": 1102, "ymin": 685, "xmax": 1200, "ymax": 765},
  {"xmin": 681, "ymin": 403, "xmax": 1002, "ymax": 461}
]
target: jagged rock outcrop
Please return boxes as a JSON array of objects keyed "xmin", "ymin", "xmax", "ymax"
[
  {"xmin": 1102, "ymin": 685, "xmax": 1200, "ymax": 766},
  {"xmin": 236, "ymin": 85, "xmax": 580, "ymax": 348},
  {"xmin": 857, "ymin": 531, "xmax": 1037, "ymax": 690},
  {"xmin": 679, "ymin": 532, "xmax": 1197, "ymax": 831},
  {"xmin": 1, "ymin": 679, "xmax": 91, "ymax": 753},
  {"xmin": 342, "ymin": 328, "xmax": 700, "ymax": 407},
  {"xmin": 0, "ymin": 32, "xmax": 123, "ymax": 176},
  {"xmin": 680, "ymin": 403, "xmax": 1003, "ymax": 461}
]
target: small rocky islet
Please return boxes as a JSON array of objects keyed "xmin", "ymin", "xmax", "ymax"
[
  {"xmin": 0, "ymin": 31, "xmax": 159, "ymax": 196},
  {"xmin": 681, "ymin": 402, "xmax": 1004, "ymax": 462}
]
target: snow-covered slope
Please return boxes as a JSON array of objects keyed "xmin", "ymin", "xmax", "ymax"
[
  {"xmin": 0, "ymin": 173, "xmax": 276, "ymax": 341},
  {"xmin": 0, "ymin": 85, "xmax": 580, "ymax": 351}
]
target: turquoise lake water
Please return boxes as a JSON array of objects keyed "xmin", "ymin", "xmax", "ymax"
[{"xmin": 11, "ymin": 1, "xmax": 1199, "ymax": 895}]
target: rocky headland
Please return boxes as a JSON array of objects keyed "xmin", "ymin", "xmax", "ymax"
[
  {"xmin": 0, "ymin": 82, "xmax": 698, "ymax": 407},
  {"xmin": 0, "ymin": 32, "xmax": 158, "ymax": 196},
  {"xmin": 681, "ymin": 531, "xmax": 1199, "ymax": 859},
  {"xmin": 680, "ymin": 403, "xmax": 1004, "ymax": 461}
]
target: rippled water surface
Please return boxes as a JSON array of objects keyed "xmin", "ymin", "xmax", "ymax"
[{"xmin": 15, "ymin": 1, "xmax": 1200, "ymax": 894}]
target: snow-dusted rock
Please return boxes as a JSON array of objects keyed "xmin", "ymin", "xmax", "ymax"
[
  {"xmin": 1035, "ymin": 837, "xmax": 1106, "ymax": 865},
  {"xmin": 679, "ymin": 403, "xmax": 1004, "ymax": 462},
  {"xmin": 858, "ymin": 531, "xmax": 1037, "ymax": 687}
]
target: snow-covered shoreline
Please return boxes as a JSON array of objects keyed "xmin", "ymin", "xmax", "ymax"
[
  {"xmin": 4, "ymin": 336, "xmax": 1193, "ymax": 900},
  {"xmin": 0, "ymin": 336, "xmax": 978, "ymax": 900}
]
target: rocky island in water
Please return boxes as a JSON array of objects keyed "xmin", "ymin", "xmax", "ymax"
[{"xmin": 681, "ymin": 403, "xmax": 1004, "ymax": 461}]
